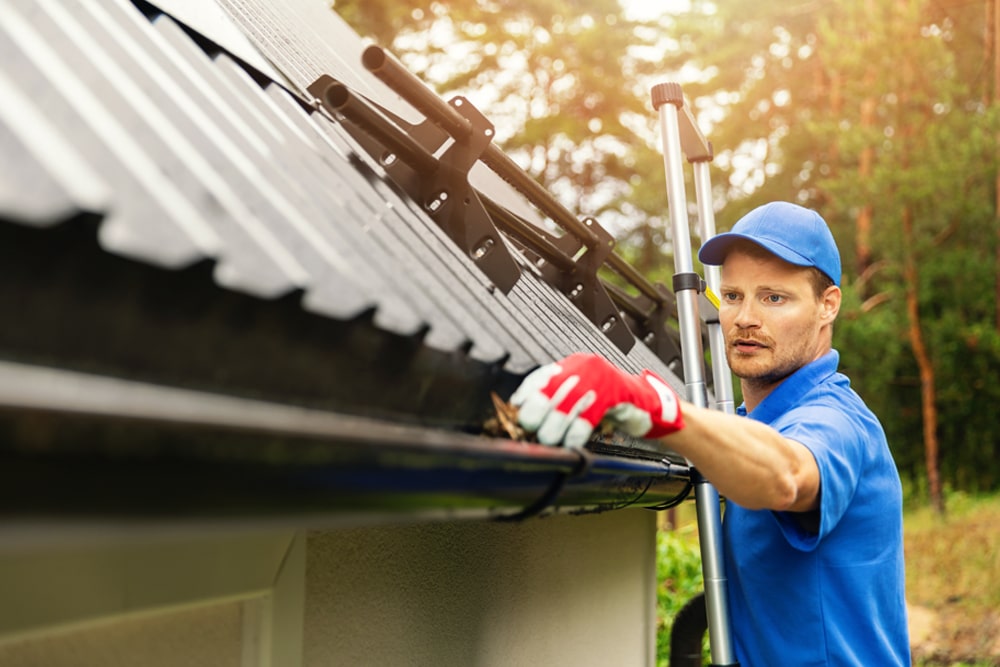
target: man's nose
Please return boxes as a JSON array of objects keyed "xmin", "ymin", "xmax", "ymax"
[{"xmin": 731, "ymin": 299, "xmax": 761, "ymax": 329}]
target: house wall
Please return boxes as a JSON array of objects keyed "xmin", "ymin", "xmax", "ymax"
[
  {"xmin": 0, "ymin": 510, "xmax": 658, "ymax": 667},
  {"xmin": 304, "ymin": 509, "xmax": 658, "ymax": 667}
]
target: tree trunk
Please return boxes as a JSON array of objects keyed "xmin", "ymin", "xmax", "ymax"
[
  {"xmin": 991, "ymin": 0, "xmax": 1000, "ymax": 332},
  {"xmin": 856, "ymin": 81, "xmax": 875, "ymax": 286},
  {"xmin": 894, "ymin": 0, "xmax": 943, "ymax": 513},
  {"xmin": 856, "ymin": 0, "xmax": 877, "ymax": 289},
  {"xmin": 902, "ymin": 205, "xmax": 944, "ymax": 514}
]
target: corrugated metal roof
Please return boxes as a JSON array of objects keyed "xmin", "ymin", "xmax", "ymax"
[
  {"xmin": 0, "ymin": 0, "xmax": 685, "ymax": 426},
  {"xmin": 0, "ymin": 0, "xmax": 698, "ymax": 523}
]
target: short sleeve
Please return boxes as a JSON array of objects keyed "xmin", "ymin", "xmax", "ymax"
[{"xmin": 771, "ymin": 405, "xmax": 866, "ymax": 551}]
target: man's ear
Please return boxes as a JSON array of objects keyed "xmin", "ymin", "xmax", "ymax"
[{"xmin": 821, "ymin": 286, "xmax": 842, "ymax": 322}]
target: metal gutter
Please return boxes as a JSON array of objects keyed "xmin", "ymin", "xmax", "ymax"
[{"xmin": 0, "ymin": 361, "xmax": 692, "ymax": 526}]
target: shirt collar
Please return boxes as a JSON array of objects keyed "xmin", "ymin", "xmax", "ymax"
[{"xmin": 737, "ymin": 350, "xmax": 840, "ymax": 422}]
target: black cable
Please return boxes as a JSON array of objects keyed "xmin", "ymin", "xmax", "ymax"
[{"xmin": 493, "ymin": 447, "xmax": 595, "ymax": 522}]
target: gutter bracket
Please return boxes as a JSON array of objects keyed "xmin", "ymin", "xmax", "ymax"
[{"xmin": 494, "ymin": 446, "xmax": 595, "ymax": 522}]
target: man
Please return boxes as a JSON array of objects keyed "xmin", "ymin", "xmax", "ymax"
[{"xmin": 511, "ymin": 202, "xmax": 910, "ymax": 665}]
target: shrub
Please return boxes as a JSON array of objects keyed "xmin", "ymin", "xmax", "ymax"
[{"xmin": 656, "ymin": 524, "xmax": 706, "ymax": 666}]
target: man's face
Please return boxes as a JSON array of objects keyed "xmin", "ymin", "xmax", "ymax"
[{"xmin": 718, "ymin": 245, "xmax": 837, "ymax": 391}]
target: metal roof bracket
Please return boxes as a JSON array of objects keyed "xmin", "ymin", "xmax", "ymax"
[
  {"xmin": 608, "ymin": 281, "xmax": 684, "ymax": 377},
  {"xmin": 307, "ymin": 45, "xmax": 648, "ymax": 355},
  {"xmin": 536, "ymin": 216, "xmax": 635, "ymax": 353},
  {"xmin": 308, "ymin": 66, "xmax": 522, "ymax": 294}
]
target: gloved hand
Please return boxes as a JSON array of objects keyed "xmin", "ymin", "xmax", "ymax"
[{"xmin": 510, "ymin": 353, "xmax": 684, "ymax": 448}]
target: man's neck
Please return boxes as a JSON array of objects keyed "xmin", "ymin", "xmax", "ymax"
[
  {"xmin": 740, "ymin": 378, "xmax": 780, "ymax": 414},
  {"xmin": 740, "ymin": 347, "xmax": 832, "ymax": 413}
]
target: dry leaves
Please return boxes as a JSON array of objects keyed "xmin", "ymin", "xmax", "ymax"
[
  {"xmin": 483, "ymin": 392, "xmax": 614, "ymax": 442},
  {"xmin": 483, "ymin": 392, "xmax": 531, "ymax": 441}
]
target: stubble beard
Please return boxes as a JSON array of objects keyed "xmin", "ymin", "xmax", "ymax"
[{"xmin": 725, "ymin": 345, "xmax": 801, "ymax": 394}]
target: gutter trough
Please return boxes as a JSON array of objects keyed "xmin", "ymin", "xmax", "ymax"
[{"xmin": 0, "ymin": 361, "xmax": 692, "ymax": 528}]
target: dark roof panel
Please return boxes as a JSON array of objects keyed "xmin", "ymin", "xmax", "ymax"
[
  {"xmin": 211, "ymin": 0, "xmax": 388, "ymax": 103},
  {"xmin": 0, "ymin": 0, "xmax": 697, "ymax": 523},
  {"xmin": 0, "ymin": 0, "xmax": 689, "ymax": 418}
]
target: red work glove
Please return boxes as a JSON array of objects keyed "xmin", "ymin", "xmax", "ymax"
[{"xmin": 510, "ymin": 353, "xmax": 684, "ymax": 448}]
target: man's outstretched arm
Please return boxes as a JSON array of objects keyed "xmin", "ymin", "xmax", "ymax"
[{"xmin": 511, "ymin": 353, "xmax": 819, "ymax": 512}]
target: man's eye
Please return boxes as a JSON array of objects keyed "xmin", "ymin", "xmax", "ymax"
[
  {"xmin": 765, "ymin": 294, "xmax": 784, "ymax": 304},
  {"xmin": 722, "ymin": 292, "xmax": 740, "ymax": 302}
]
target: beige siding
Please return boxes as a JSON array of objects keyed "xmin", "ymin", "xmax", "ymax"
[
  {"xmin": 0, "ymin": 601, "xmax": 245, "ymax": 667},
  {"xmin": 304, "ymin": 510, "xmax": 657, "ymax": 667},
  {"xmin": 0, "ymin": 510, "xmax": 657, "ymax": 667}
]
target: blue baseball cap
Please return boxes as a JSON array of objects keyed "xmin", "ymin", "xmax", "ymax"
[{"xmin": 698, "ymin": 201, "xmax": 842, "ymax": 286}]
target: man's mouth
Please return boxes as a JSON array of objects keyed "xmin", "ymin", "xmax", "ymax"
[{"xmin": 733, "ymin": 338, "xmax": 768, "ymax": 353}]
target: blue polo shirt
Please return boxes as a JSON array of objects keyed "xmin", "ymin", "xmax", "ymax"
[{"xmin": 723, "ymin": 350, "xmax": 910, "ymax": 666}]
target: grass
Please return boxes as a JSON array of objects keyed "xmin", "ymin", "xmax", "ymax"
[
  {"xmin": 905, "ymin": 491, "xmax": 1000, "ymax": 666},
  {"xmin": 904, "ymin": 491, "xmax": 1000, "ymax": 610},
  {"xmin": 656, "ymin": 492, "xmax": 1000, "ymax": 667}
]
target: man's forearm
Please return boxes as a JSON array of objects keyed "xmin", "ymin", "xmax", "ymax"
[{"xmin": 662, "ymin": 403, "xmax": 820, "ymax": 512}]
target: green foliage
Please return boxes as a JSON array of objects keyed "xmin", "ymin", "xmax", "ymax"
[
  {"xmin": 332, "ymin": 0, "xmax": 675, "ymax": 231},
  {"xmin": 655, "ymin": 525, "xmax": 706, "ymax": 666},
  {"xmin": 836, "ymin": 296, "xmax": 924, "ymax": 481},
  {"xmin": 817, "ymin": 0, "xmax": 1000, "ymax": 497},
  {"xmin": 650, "ymin": 0, "xmax": 1000, "ymax": 498},
  {"xmin": 330, "ymin": 0, "xmax": 1000, "ymax": 497}
]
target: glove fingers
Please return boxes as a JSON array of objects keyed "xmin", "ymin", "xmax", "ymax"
[
  {"xmin": 516, "ymin": 393, "xmax": 555, "ymax": 433},
  {"xmin": 511, "ymin": 363, "xmax": 564, "ymax": 432},
  {"xmin": 537, "ymin": 388, "xmax": 595, "ymax": 447},
  {"xmin": 563, "ymin": 418, "xmax": 596, "ymax": 449},
  {"xmin": 510, "ymin": 363, "xmax": 562, "ymax": 407},
  {"xmin": 515, "ymin": 372, "xmax": 579, "ymax": 432}
]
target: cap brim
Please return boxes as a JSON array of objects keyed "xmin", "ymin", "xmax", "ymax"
[
  {"xmin": 698, "ymin": 233, "xmax": 749, "ymax": 265},
  {"xmin": 698, "ymin": 232, "xmax": 814, "ymax": 269}
]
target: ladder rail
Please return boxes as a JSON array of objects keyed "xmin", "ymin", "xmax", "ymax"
[{"xmin": 652, "ymin": 82, "xmax": 738, "ymax": 667}]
